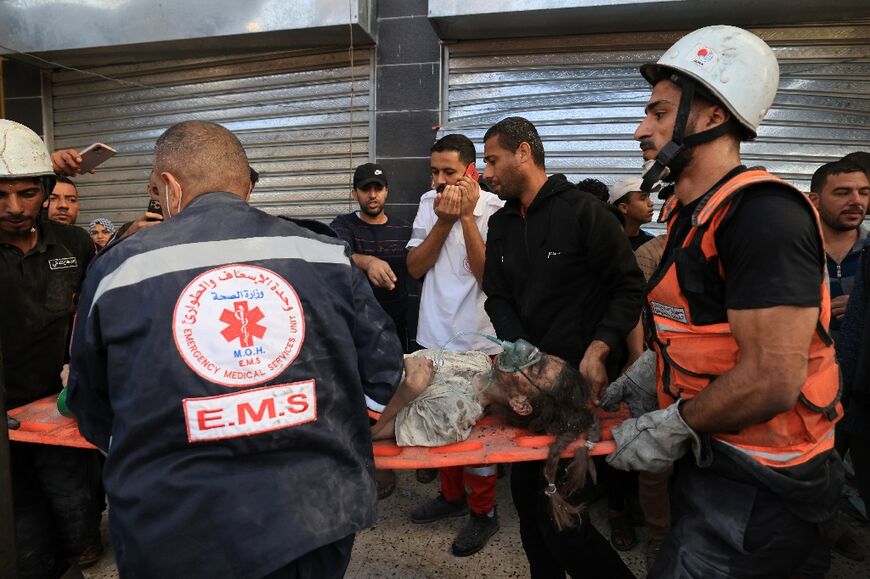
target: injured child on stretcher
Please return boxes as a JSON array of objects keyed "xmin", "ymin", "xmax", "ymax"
[{"xmin": 371, "ymin": 341, "xmax": 599, "ymax": 529}]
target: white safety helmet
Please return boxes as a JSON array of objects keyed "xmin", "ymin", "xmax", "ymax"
[
  {"xmin": 637, "ymin": 26, "xmax": 779, "ymax": 192},
  {"xmin": 640, "ymin": 25, "xmax": 779, "ymax": 139},
  {"xmin": 608, "ymin": 177, "xmax": 644, "ymax": 205},
  {"xmin": 0, "ymin": 119, "xmax": 54, "ymax": 179}
]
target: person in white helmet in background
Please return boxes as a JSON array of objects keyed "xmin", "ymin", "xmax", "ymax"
[
  {"xmin": 602, "ymin": 25, "xmax": 843, "ymax": 577},
  {"xmin": 0, "ymin": 119, "xmax": 98, "ymax": 578},
  {"xmin": 608, "ymin": 177, "xmax": 655, "ymax": 251}
]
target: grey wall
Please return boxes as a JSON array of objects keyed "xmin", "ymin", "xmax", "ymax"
[
  {"xmin": 375, "ymin": 0, "xmax": 441, "ymax": 224},
  {"xmin": 373, "ymin": 0, "xmax": 443, "ymax": 348}
]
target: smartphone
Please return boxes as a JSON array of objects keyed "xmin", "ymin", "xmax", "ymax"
[
  {"xmin": 77, "ymin": 142, "xmax": 117, "ymax": 173},
  {"xmin": 146, "ymin": 198, "xmax": 163, "ymax": 221},
  {"xmin": 464, "ymin": 163, "xmax": 480, "ymax": 181}
]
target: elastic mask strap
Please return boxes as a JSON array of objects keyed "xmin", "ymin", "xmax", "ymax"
[{"xmin": 682, "ymin": 119, "xmax": 737, "ymax": 149}]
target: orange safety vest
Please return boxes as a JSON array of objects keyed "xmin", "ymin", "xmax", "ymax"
[{"xmin": 647, "ymin": 169, "xmax": 841, "ymax": 469}]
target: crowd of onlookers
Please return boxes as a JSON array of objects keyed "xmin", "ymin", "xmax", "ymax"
[
  {"xmin": 3, "ymin": 24, "xmax": 870, "ymax": 579},
  {"xmin": 9, "ymin": 115, "xmax": 870, "ymax": 579}
]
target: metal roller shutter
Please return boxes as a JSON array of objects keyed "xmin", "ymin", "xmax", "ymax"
[
  {"xmin": 50, "ymin": 48, "xmax": 373, "ymax": 226},
  {"xmin": 441, "ymin": 22, "xmax": 870, "ymax": 202}
]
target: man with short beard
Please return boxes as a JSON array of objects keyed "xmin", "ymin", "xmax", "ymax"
[
  {"xmin": 0, "ymin": 119, "xmax": 97, "ymax": 578},
  {"xmin": 46, "ymin": 176, "xmax": 80, "ymax": 225},
  {"xmin": 331, "ymin": 163, "xmax": 411, "ymax": 352},
  {"xmin": 482, "ymin": 115, "xmax": 643, "ymax": 578},
  {"xmin": 809, "ymin": 160, "xmax": 870, "ymax": 342},
  {"xmin": 605, "ymin": 26, "xmax": 843, "ymax": 578},
  {"xmin": 807, "ymin": 161, "xmax": 870, "ymax": 562}
]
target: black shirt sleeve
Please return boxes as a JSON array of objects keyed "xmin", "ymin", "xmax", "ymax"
[
  {"xmin": 715, "ymin": 185, "xmax": 822, "ymax": 310},
  {"xmin": 328, "ymin": 214, "xmax": 355, "ymax": 251}
]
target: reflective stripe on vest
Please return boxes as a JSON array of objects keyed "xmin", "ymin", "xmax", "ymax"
[{"xmin": 647, "ymin": 169, "xmax": 841, "ymax": 469}]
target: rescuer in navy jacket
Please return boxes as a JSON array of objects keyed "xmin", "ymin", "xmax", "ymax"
[{"xmin": 68, "ymin": 121, "xmax": 403, "ymax": 579}]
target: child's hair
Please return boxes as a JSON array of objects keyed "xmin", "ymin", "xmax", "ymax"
[{"xmin": 502, "ymin": 363, "xmax": 596, "ymax": 530}]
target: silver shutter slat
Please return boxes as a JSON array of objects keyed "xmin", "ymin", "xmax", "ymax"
[
  {"xmin": 52, "ymin": 49, "xmax": 372, "ymax": 227},
  {"xmin": 442, "ymin": 23, "xmax": 870, "ymax": 229}
]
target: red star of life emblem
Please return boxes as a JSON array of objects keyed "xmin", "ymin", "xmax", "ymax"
[{"xmin": 219, "ymin": 301, "xmax": 267, "ymax": 348}]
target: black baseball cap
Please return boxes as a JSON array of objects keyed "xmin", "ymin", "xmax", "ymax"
[{"xmin": 353, "ymin": 163, "xmax": 388, "ymax": 189}]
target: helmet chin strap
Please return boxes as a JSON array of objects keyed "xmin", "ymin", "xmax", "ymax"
[{"xmin": 640, "ymin": 74, "xmax": 737, "ymax": 193}]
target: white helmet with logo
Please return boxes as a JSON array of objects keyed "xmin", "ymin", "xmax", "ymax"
[
  {"xmin": 0, "ymin": 119, "xmax": 54, "ymax": 179},
  {"xmin": 640, "ymin": 25, "xmax": 779, "ymax": 139}
]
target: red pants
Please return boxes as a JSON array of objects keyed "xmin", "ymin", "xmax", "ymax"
[{"xmin": 440, "ymin": 464, "xmax": 497, "ymax": 514}]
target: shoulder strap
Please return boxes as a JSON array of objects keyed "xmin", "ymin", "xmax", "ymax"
[{"xmin": 693, "ymin": 170, "xmax": 793, "ymax": 227}]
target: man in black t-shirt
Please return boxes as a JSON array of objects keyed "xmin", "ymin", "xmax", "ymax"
[
  {"xmin": 0, "ymin": 119, "xmax": 100, "ymax": 578},
  {"xmin": 603, "ymin": 27, "xmax": 843, "ymax": 578},
  {"xmin": 331, "ymin": 163, "xmax": 412, "ymax": 352}
]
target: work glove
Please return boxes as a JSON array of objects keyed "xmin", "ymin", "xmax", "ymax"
[
  {"xmin": 6, "ymin": 414, "xmax": 19, "ymax": 430},
  {"xmin": 599, "ymin": 350, "xmax": 658, "ymax": 417},
  {"xmin": 606, "ymin": 401, "xmax": 708, "ymax": 474}
]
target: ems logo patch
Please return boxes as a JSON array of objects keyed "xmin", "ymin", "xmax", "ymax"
[
  {"xmin": 650, "ymin": 301, "xmax": 688, "ymax": 324},
  {"xmin": 48, "ymin": 257, "xmax": 77, "ymax": 270},
  {"xmin": 183, "ymin": 380, "xmax": 317, "ymax": 442},
  {"xmin": 691, "ymin": 45, "xmax": 718, "ymax": 68},
  {"xmin": 173, "ymin": 264, "xmax": 305, "ymax": 387}
]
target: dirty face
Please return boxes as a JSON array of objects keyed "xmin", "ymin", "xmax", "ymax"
[
  {"xmin": 489, "ymin": 355, "xmax": 569, "ymax": 415},
  {"xmin": 0, "ymin": 178, "xmax": 44, "ymax": 237}
]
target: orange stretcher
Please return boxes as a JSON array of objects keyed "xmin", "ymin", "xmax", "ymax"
[
  {"xmin": 8, "ymin": 395, "xmax": 96, "ymax": 450},
  {"xmin": 370, "ymin": 410, "xmax": 625, "ymax": 469},
  {"xmin": 9, "ymin": 395, "xmax": 627, "ymax": 468}
]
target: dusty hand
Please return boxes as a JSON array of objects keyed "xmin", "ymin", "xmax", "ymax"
[
  {"xmin": 831, "ymin": 294, "xmax": 849, "ymax": 320},
  {"xmin": 579, "ymin": 341, "xmax": 610, "ymax": 403},
  {"xmin": 458, "ymin": 176, "xmax": 480, "ymax": 220},
  {"xmin": 366, "ymin": 257, "xmax": 397, "ymax": 290},
  {"xmin": 6, "ymin": 414, "xmax": 20, "ymax": 430},
  {"xmin": 434, "ymin": 185, "xmax": 461, "ymax": 223},
  {"xmin": 51, "ymin": 149, "xmax": 95, "ymax": 176}
]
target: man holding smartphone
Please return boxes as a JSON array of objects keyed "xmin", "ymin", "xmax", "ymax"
[{"xmin": 405, "ymin": 133, "xmax": 505, "ymax": 557}]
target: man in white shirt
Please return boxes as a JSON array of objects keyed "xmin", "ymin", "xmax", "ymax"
[{"xmin": 405, "ymin": 133, "xmax": 504, "ymax": 557}]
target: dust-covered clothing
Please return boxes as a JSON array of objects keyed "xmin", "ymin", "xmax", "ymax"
[{"xmin": 395, "ymin": 349, "xmax": 490, "ymax": 447}]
